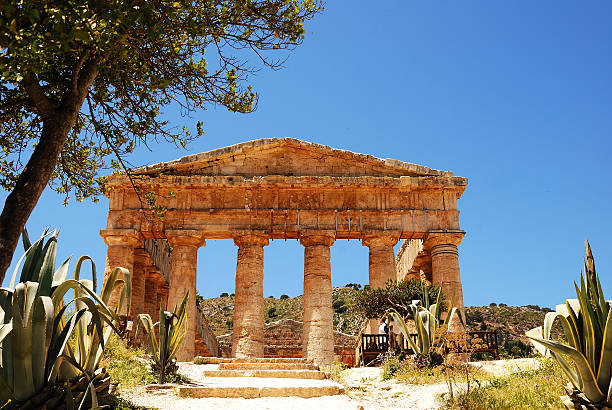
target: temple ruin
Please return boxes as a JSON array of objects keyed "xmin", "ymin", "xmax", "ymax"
[{"xmin": 100, "ymin": 138, "xmax": 468, "ymax": 364}]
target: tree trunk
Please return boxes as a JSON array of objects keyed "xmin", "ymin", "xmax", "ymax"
[
  {"xmin": 0, "ymin": 63, "xmax": 100, "ymax": 284},
  {"xmin": 0, "ymin": 119, "xmax": 74, "ymax": 283}
]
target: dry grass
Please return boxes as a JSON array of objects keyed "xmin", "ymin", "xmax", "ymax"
[{"xmin": 441, "ymin": 358, "xmax": 566, "ymax": 409}]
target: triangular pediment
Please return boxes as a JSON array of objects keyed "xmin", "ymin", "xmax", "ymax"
[{"xmin": 133, "ymin": 138, "xmax": 453, "ymax": 178}]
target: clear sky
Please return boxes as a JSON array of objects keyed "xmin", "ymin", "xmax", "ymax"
[{"xmin": 2, "ymin": 1, "xmax": 611, "ymax": 309}]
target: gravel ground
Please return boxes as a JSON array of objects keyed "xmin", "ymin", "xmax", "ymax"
[{"xmin": 121, "ymin": 358, "xmax": 538, "ymax": 410}]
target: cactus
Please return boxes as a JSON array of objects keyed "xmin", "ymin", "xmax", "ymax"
[
  {"xmin": 388, "ymin": 280, "xmax": 461, "ymax": 359},
  {"xmin": 0, "ymin": 228, "xmax": 131, "ymax": 408},
  {"xmin": 527, "ymin": 239, "xmax": 612, "ymax": 408},
  {"xmin": 136, "ymin": 292, "xmax": 188, "ymax": 383}
]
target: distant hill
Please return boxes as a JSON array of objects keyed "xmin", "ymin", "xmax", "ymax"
[
  {"xmin": 197, "ymin": 287, "xmax": 557, "ymax": 357},
  {"xmin": 197, "ymin": 287, "xmax": 365, "ymax": 336}
]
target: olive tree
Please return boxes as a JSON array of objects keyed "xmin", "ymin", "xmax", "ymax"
[{"xmin": 0, "ymin": 0, "xmax": 322, "ymax": 282}]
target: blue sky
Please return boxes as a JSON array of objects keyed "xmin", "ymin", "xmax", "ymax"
[{"xmin": 2, "ymin": 1, "xmax": 611, "ymax": 308}]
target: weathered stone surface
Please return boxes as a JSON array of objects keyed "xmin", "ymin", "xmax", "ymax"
[
  {"xmin": 130, "ymin": 249, "xmax": 147, "ymax": 320},
  {"xmin": 203, "ymin": 369, "xmax": 326, "ymax": 379},
  {"xmin": 143, "ymin": 238, "xmax": 172, "ymax": 284},
  {"xmin": 195, "ymin": 304, "xmax": 220, "ymax": 357},
  {"xmin": 101, "ymin": 139, "xmax": 468, "ymax": 359},
  {"xmin": 396, "ymin": 239, "xmax": 424, "ymax": 281},
  {"xmin": 131, "ymin": 138, "xmax": 454, "ymax": 178},
  {"xmin": 99, "ymin": 229, "xmax": 142, "ymax": 314},
  {"xmin": 232, "ymin": 233, "xmax": 268, "ymax": 358},
  {"xmin": 300, "ymin": 233, "xmax": 335, "ymax": 366},
  {"xmin": 219, "ymin": 362, "xmax": 317, "ymax": 370},
  {"xmin": 217, "ymin": 319, "xmax": 358, "ymax": 366},
  {"xmin": 363, "ymin": 232, "xmax": 399, "ymax": 332},
  {"xmin": 166, "ymin": 230, "xmax": 205, "ymax": 361},
  {"xmin": 144, "ymin": 271, "xmax": 158, "ymax": 318},
  {"xmin": 424, "ymin": 231, "xmax": 465, "ymax": 329}
]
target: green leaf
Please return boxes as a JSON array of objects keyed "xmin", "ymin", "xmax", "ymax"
[{"xmin": 530, "ymin": 336, "xmax": 605, "ymax": 403}]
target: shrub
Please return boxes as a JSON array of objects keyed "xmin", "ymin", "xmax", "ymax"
[
  {"xmin": 280, "ymin": 294, "xmax": 289, "ymax": 300},
  {"xmin": 350, "ymin": 278, "xmax": 444, "ymax": 319},
  {"xmin": 219, "ymin": 292, "xmax": 229, "ymax": 297},
  {"xmin": 501, "ymin": 339, "xmax": 533, "ymax": 359},
  {"xmin": 382, "ymin": 353, "xmax": 406, "ymax": 380},
  {"xmin": 267, "ymin": 307, "xmax": 277, "ymax": 318},
  {"xmin": 499, "ymin": 303, "xmax": 507, "ymax": 307},
  {"xmin": 442, "ymin": 358, "xmax": 565, "ymax": 409},
  {"xmin": 489, "ymin": 303, "xmax": 497, "ymax": 307},
  {"xmin": 136, "ymin": 292, "xmax": 189, "ymax": 384},
  {"xmin": 333, "ymin": 299, "xmax": 347, "ymax": 314}
]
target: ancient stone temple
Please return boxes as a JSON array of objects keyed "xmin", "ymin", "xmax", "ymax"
[{"xmin": 100, "ymin": 138, "xmax": 468, "ymax": 364}]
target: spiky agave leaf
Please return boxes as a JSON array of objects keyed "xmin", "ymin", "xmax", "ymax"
[{"xmin": 530, "ymin": 336, "xmax": 605, "ymax": 402}]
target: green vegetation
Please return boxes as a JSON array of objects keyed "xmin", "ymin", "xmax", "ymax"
[
  {"xmin": 0, "ymin": 0, "xmax": 323, "ymax": 285},
  {"xmin": 0, "ymin": 228, "xmax": 130, "ymax": 408},
  {"xmin": 388, "ymin": 280, "xmax": 460, "ymax": 365},
  {"xmin": 466, "ymin": 304, "xmax": 559, "ymax": 359},
  {"xmin": 442, "ymin": 358, "xmax": 565, "ymax": 409},
  {"xmin": 200, "ymin": 287, "xmax": 366, "ymax": 335},
  {"xmin": 527, "ymin": 240, "xmax": 612, "ymax": 407},
  {"xmin": 349, "ymin": 279, "xmax": 445, "ymax": 320},
  {"xmin": 136, "ymin": 292, "xmax": 189, "ymax": 384},
  {"xmin": 199, "ymin": 286, "xmax": 550, "ymax": 357},
  {"xmin": 100, "ymin": 333, "xmax": 155, "ymax": 390}
]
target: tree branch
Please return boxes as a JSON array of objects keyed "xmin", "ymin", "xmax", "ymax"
[
  {"xmin": 72, "ymin": 51, "xmax": 90, "ymax": 93},
  {"xmin": 22, "ymin": 74, "xmax": 56, "ymax": 119}
]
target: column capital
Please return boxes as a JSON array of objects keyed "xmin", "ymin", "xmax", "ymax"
[
  {"xmin": 424, "ymin": 230, "xmax": 465, "ymax": 249},
  {"xmin": 233, "ymin": 231, "xmax": 269, "ymax": 248},
  {"xmin": 100, "ymin": 229, "xmax": 142, "ymax": 247},
  {"xmin": 165, "ymin": 229, "xmax": 206, "ymax": 248},
  {"xmin": 361, "ymin": 231, "xmax": 400, "ymax": 249},
  {"xmin": 299, "ymin": 231, "xmax": 335, "ymax": 247}
]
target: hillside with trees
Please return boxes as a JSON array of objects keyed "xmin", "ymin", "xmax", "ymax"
[{"xmin": 197, "ymin": 286, "xmax": 556, "ymax": 358}]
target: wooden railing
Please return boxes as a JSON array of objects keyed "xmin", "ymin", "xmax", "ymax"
[
  {"xmin": 357, "ymin": 330, "xmax": 499, "ymax": 365},
  {"xmin": 465, "ymin": 331, "xmax": 499, "ymax": 358}
]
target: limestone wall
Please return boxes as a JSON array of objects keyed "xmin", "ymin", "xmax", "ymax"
[
  {"xmin": 196, "ymin": 304, "xmax": 220, "ymax": 357},
  {"xmin": 143, "ymin": 238, "xmax": 172, "ymax": 284},
  {"xmin": 395, "ymin": 239, "xmax": 423, "ymax": 281},
  {"xmin": 217, "ymin": 319, "xmax": 358, "ymax": 366}
]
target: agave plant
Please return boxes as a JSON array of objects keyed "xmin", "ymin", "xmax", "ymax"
[
  {"xmin": 136, "ymin": 291, "xmax": 188, "ymax": 384},
  {"xmin": 527, "ymin": 240, "xmax": 611, "ymax": 408},
  {"xmin": 0, "ymin": 228, "xmax": 131, "ymax": 409},
  {"xmin": 388, "ymin": 280, "xmax": 461, "ymax": 361}
]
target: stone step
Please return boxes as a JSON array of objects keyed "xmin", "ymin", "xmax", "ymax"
[
  {"xmin": 178, "ymin": 377, "xmax": 344, "ymax": 399},
  {"xmin": 203, "ymin": 369, "xmax": 326, "ymax": 379},
  {"xmin": 219, "ymin": 362, "xmax": 318, "ymax": 371},
  {"xmin": 194, "ymin": 356, "xmax": 308, "ymax": 365}
]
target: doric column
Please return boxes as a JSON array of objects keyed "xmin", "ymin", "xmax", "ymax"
[
  {"xmin": 414, "ymin": 252, "xmax": 433, "ymax": 283},
  {"xmin": 144, "ymin": 271, "xmax": 159, "ymax": 318},
  {"xmin": 424, "ymin": 231, "xmax": 466, "ymax": 326},
  {"xmin": 100, "ymin": 229, "xmax": 142, "ymax": 315},
  {"xmin": 362, "ymin": 232, "xmax": 400, "ymax": 288},
  {"xmin": 300, "ymin": 232, "xmax": 335, "ymax": 366},
  {"xmin": 165, "ymin": 230, "xmax": 206, "ymax": 361},
  {"xmin": 231, "ymin": 232, "xmax": 269, "ymax": 358},
  {"xmin": 130, "ymin": 249, "xmax": 147, "ymax": 320},
  {"xmin": 362, "ymin": 232, "xmax": 399, "ymax": 333},
  {"xmin": 157, "ymin": 282, "xmax": 169, "ymax": 312}
]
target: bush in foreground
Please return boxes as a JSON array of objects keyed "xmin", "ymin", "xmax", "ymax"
[{"xmin": 442, "ymin": 358, "xmax": 565, "ymax": 409}]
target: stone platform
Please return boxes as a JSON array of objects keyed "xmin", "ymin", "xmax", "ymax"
[{"xmin": 178, "ymin": 358, "xmax": 344, "ymax": 399}]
